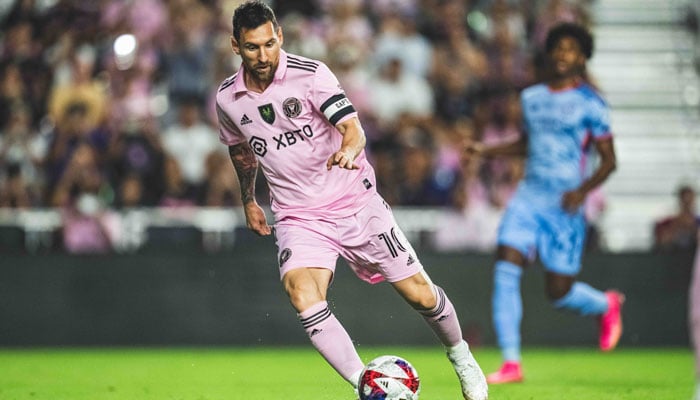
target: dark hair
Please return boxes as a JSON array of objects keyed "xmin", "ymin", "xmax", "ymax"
[
  {"xmin": 545, "ymin": 23, "xmax": 594, "ymax": 59},
  {"xmin": 232, "ymin": 1, "xmax": 278, "ymax": 42},
  {"xmin": 678, "ymin": 184, "xmax": 696, "ymax": 197}
]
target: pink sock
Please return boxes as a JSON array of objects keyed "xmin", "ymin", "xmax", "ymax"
[
  {"xmin": 298, "ymin": 301, "xmax": 364, "ymax": 384},
  {"xmin": 420, "ymin": 286, "xmax": 464, "ymax": 347}
]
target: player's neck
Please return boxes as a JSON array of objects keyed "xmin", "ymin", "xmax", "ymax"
[
  {"xmin": 244, "ymin": 71, "xmax": 273, "ymax": 93},
  {"xmin": 547, "ymin": 76, "xmax": 582, "ymax": 91}
]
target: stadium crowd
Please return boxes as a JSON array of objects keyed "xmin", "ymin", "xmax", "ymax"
[{"xmin": 0, "ymin": 0, "xmax": 597, "ymax": 252}]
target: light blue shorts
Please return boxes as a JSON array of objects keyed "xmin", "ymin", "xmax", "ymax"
[{"xmin": 497, "ymin": 193, "xmax": 586, "ymax": 276}]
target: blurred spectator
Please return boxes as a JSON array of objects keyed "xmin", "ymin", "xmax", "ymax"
[
  {"xmin": 279, "ymin": 12, "xmax": 327, "ymax": 61},
  {"xmin": 159, "ymin": 155, "xmax": 197, "ymax": 208},
  {"xmin": 100, "ymin": 0, "xmax": 168, "ymax": 46},
  {"xmin": 0, "ymin": 62, "xmax": 34, "ymax": 131},
  {"xmin": 479, "ymin": 0, "xmax": 533, "ymax": 90},
  {"xmin": 368, "ymin": 57, "xmax": 434, "ymax": 131},
  {"xmin": 373, "ymin": 9, "xmax": 433, "ymax": 78},
  {"xmin": 395, "ymin": 125, "xmax": 455, "ymax": 206},
  {"xmin": 0, "ymin": 163, "xmax": 33, "ymax": 208},
  {"xmin": 115, "ymin": 172, "xmax": 146, "ymax": 209},
  {"xmin": 48, "ymin": 44, "xmax": 107, "ymax": 135},
  {"xmin": 0, "ymin": 0, "xmax": 602, "ymax": 254},
  {"xmin": 43, "ymin": 100, "xmax": 110, "ymax": 200},
  {"xmin": 368, "ymin": 0, "xmax": 419, "ymax": 18},
  {"xmin": 326, "ymin": 42, "xmax": 372, "ymax": 118},
  {"xmin": 108, "ymin": 117, "xmax": 165, "ymax": 207},
  {"xmin": 653, "ymin": 185, "xmax": 700, "ymax": 252},
  {"xmin": 317, "ymin": 0, "xmax": 373, "ymax": 60},
  {"xmin": 163, "ymin": 0, "xmax": 216, "ymax": 109},
  {"xmin": 479, "ymin": 92, "xmax": 523, "ymax": 207},
  {"xmin": 161, "ymin": 98, "xmax": 220, "ymax": 196},
  {"xmin": 54, "ymin": 143, "xmax": 117, "ymax": 254},
  {"xmin": 201, "ymin": 151, "xmax": 241, "ymax": 207},
  {"xmin": 471, "ymin": 0, "xmax": 528, "ymax": 49},
  {"xmin": 61, "ymin": 190, "xmax": 119, "ymax": 254},
  {"xmin": 368, "ymin": 135, "xmax": 402, "ymax": 205},
  {"xmin": 432, "ymin": 128, "xmax": 502, "ymax": 252},
  {"xmin": 49, "ymin": 142, "xmax": 110, "ymax": 207},
  {"xmin": 430, "ymin": 17, "xmax": 488, "ymax": 122},
  {"xmin": 0, "ymin": 103, "xmax": 45, "ymax": 205}
]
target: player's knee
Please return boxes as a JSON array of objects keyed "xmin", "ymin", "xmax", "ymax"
[
  {"xmin": 283, "ymin": 275, "xmax": 324, "ymax": 311},
  {"xmin": 286, "ymin": 288, "xmax": 324, "ymax": 312},
  {"xmin": 407, "ymin": 285, "xmax": 437, "ymax": 311},
  {"xmin": 545, "ymin": 272, "xmax": 574, "ymax": 301},
  {"xmin": 396, "ymin": 280, "xmax": 436, "ymax": 310},
  {"xmin": 546, "ymin": 281, "xmax": 573, "ymax": 301},
  {"xmin": 497, "ymin": 245, "xmax": 527, "ymax": 266}
]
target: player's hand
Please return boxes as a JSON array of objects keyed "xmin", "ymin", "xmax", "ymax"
[
  {"xmin": 562, "ymin": 189, "xmax": 586, "ymax": 212},
  {"xmin": 463, "ymin": 140, "xmax": 485, "ymax": 162},
  {"xmin": 243, "ymin": 202, "xmax": 272, "ymax": 236},
  {"xmin": 326, "ymin": 150, "xmax": 359, "ymax": 170}
]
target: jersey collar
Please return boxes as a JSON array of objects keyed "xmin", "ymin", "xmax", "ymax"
[{"xmin": 232, "ymin": 50, "xmax": 289, "ymax": 94}]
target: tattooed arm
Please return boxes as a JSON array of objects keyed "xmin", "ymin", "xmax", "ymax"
[{"xmin": 229, "ymin": 143, "xmax": 271, "ymax": 236}]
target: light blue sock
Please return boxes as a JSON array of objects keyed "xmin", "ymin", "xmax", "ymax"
[
  {"xmin": 493, "ymin": 260, "xmax": 523, "ymax": 362},
  {"xmin": 552, "ymin": 282, "xmax": 608, "ymax": 316}
]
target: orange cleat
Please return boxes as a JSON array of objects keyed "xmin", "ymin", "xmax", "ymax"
[
  {"xmin": 486, "ymin": 361, "xmax": 523, "ymax": 384},
  {"xmin": 599, "ymin": 290, "xmax": 625, "ymax": 351}
]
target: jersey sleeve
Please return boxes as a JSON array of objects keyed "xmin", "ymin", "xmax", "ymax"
[
  {"xmin": 216, "ymin": 101, "xmax": 244, "ymax": 146},
  {"xmin": 520, "ymin": 91, "xmax": 529, "ymax": 136},
  {"xmin": 312, "ymin": 63, "xmax": 357, "ymax": 125},
  {"xmin": 588, "ymin": 97, "xmax": 612, "ymax": 140}
]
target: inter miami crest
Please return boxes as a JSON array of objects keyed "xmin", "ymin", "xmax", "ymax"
[
  {"xmin": 279, "ymin": 248, "xmax": 292, "ymax": 267},
  {"xmin": 258, "ymin": 103, "xmax": 275, "ymax": 124},
  {"xmin": 283, "ymin": 97, "xmax": 302, "ymax": 118}
]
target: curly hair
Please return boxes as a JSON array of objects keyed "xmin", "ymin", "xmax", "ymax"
[{"xmin": 545, "ymin": 23, "xmax": 594, "ymax": 59}]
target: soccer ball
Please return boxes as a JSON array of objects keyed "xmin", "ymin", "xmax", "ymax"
[{"xmin": 358, "ymin": 355, "xmax": 420, "ymax": 400}]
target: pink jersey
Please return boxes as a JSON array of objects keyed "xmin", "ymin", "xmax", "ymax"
[{"xmin": 215, "ymin": 50, "xmax": 376, "ymax": 222}]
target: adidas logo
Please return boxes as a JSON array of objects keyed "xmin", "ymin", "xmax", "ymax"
[
  {"xmin": 310, "ymin": 328, "xmax": 323, "ymax": 337},
  {"xmin": 407, "ymin": 254, "xmax": 415, "ymax": 266},
  {"xmin": 240, "ymin": 114, "xmax": 252, "ymax": 125}
]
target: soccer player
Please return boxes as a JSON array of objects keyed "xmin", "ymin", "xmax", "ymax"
[
  {"xmin": 214, "ymin": 2, "xmax": 488, "ymax": 399},
  {"xmin": 465, "ymin": 23, "xmax": 624, "ymax": 384}
]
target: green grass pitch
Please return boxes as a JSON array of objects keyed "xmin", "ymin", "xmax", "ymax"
[{"xmin": 0, "ymin": 347, "xmax": 693, "ymax": 399}]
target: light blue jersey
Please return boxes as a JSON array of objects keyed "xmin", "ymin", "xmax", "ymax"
[
  {"xmin": 520, "ymin": 82, "xmax": 611, "ymax": 204},
  {"xmin": 498, "ymin": 82, "xmax": 612, "ymax": 274}
]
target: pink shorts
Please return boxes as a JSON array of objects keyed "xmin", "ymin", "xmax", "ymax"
[{"xmin": 273, "ymin": 194, "xmax": 424, "ymax": 284}]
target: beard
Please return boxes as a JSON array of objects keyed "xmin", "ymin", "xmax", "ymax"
[{"xmin": 249, "ymin": 63, "xmax": 275, "ymax": 84}]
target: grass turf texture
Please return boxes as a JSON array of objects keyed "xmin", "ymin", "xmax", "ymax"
[{"xmin": 0, "ymin": 347, "xmax": 692, "ymax": 400}]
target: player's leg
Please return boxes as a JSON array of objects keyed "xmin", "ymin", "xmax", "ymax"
[
  {"xmin": 487, "ymin": 197, "xmax": 536, "ymax": 384},
  {"xmin": 391, "ymin": 271, "xmax": 487, "ymax": 400},
  {"xmin": 283, "ymin": 268, "xmax": 364, "ymax": 386},
  {"xmin": 488, "ymin": 245, "xmax": 526, "ymax": 384},
  {"xmin": 391, "ymin": 271, "xmax": 463, "ymax": 348},
  {"xmin": 541, "ymin": 209, "xmax": 624, "ymax": 351},
  {"xmin": 276, "ymin": 221, "xmax": 365, "ymax": 389},
  {"xmin": 343, "ymin": 194, "xmax": 486, "ymax": 400}
]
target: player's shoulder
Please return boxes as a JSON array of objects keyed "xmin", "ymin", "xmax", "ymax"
[
  {"xmin": 215, "ymin": 71, "xmax": 240, "ymax": 106},
  {"xmin": 285, "ymin": 52, "xmax": 326, "ymax": 76},
  {"xmin": 521, "ymin": 83, "xmax": 548, "ymax": 100},
  {"xmin": 217, "ymin": 71, "xmax": 239, "ymax": 93},
  {"xmin": 575, "ymin": 83, "xmax": 608, "ymax": 106}
]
